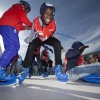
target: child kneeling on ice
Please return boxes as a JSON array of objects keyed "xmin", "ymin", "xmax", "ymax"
[{"xmin": 54, "ymin": 41, "xmax": 100, "ymax": 82}]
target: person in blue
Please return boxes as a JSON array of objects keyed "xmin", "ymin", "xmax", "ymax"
[
  {"xmin": 54, "ymin": 41, "xmax": 100, "ymax": 82},
  {"xmin": 0, "ymin": 0, "xmax": 32, "ymax": 84}
]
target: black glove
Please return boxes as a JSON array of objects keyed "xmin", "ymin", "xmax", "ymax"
[{"xmin": 61, "ymin": 46, "xmax": 64, "ymax": 50}]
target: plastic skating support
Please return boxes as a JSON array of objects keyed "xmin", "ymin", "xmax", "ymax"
[{"xmin": 82, "ymin": 74, "xmax": 100, "ymax": 83}]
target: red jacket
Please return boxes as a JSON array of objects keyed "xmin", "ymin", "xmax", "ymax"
[
  {"xmin": 0, "ymin": 4, "xmax": 32, "ymax": 32},
  {"xmin": 33, "ymin": 16, "xmax": 56, "ymax": 41}
]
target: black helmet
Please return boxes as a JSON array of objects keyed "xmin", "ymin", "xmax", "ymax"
[
  {"xmin": 20, "ymin": 0, "xmax": 31, "ymax": 12},
  {"xmin": 72, "ymin": 41, "xmax": 84, "ymax": 50},
  {"xmin": 40, "ymin": 2, "xmax": 55, "ymax": 15},
  {"xmin": 72, "ymin": 41, "xmax": 89, "ymax": 53}
]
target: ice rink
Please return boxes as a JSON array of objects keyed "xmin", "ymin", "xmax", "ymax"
[{"xmin": 0, "ymin": 75, "xmax": 100, "ymax": 100}]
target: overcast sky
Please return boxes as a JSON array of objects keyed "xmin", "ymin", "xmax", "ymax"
[{"xmin": 0, "ymin": 0, "xmax": 100, "ymax": 63}]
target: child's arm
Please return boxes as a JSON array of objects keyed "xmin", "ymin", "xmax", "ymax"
[{"xmin": 24, "ymin": 23, "xmax": 35, "ymax": 44}]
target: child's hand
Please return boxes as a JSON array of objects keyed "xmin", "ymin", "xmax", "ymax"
[
  {"xmin": 24, "ymin": 26, "xmax": 32, "ymax": 30},
  {"xmin": 24, "ymin": 37, "xmax": 32, "ymax": 44}
]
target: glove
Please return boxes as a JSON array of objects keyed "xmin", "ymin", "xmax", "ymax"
[
  {"xmin": 24, "ymin": 37, "xmax": 32, "ymax": 44},
  {"xmin": 61, "ymin": 46, "xmax": 64, "ymax": 50}
]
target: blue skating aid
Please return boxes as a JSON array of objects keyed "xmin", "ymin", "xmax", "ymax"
[
  {"xmin": 0, "ymin": 73, "xmax": 17, "ymax": 86},
  {"xmin": 17, "ymin": 68, "xmax": 29, "ymax": 84},
  {"xmin": 0, "ymin": 79, "xmax": 16, "ymax": 85},
  {"xmin": 82, "ymin": 74, "xmax": 100, "ymax": 83},
  {"xmin": 0, "ymin": 73, "xmax": 16, "ymax": 81}
]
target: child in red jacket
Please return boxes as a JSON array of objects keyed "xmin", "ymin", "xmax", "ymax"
[
  {"xmin": 0, "ymin": 0, "xmax": 32, "ymax": 84},
  {"xmin": 23, "ymin": 2, "xmax": 62, "ymax": 80}
]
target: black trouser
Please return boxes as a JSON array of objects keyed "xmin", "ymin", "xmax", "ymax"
[
  {"xmin": 29, "ymin": 54, "xmax": 41, "ymax": 75},
  {"xmin": 41, "ymin": 60, "xmax": 48, "ymax": 73},
  {"xmin": 23, "ymin": 37, "xmax": 62, "ymax": 68}
]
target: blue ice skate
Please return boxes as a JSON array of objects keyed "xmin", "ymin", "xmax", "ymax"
[
  {"xmin": 17, "ymin": 68, "xmax": 29, "ymax": 84},
  {"xmin": 0, "ymin": 67, "xmax": 17, "ymax": 85},
  {"xmin": 0, "ymin": 66, "xmax": 16, "ymax": 80},
  {"xmin": 54, "ymin": 65, "xmax": 62, "ymax": 77},
  {"xmin": 54, "ymin": 65, "xmax": 68, "ymax": 82},
  {"xmin": 37, "ymin": 72, "xmax": 41, "ymax": 76},
  {"xmin": 0, "ymin": 66, "xmax": 5, "ymax": 77},
  {"xmin": 57, "ymin": 73, "xmax": 68, "ymax": 82},
  {"xmin": 42, "ymin": 72, "xmax": 48, "ymax": 78}
]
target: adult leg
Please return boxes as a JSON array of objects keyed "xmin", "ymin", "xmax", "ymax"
[
  {"xmin": 44, "ymin": 37, "xmax": 62, "ymax": 65},
  {"xmin": 29, "ymin": 55, "xmax": 35, "ymax": 76}
]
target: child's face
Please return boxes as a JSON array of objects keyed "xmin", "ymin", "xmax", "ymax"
[
  {"xmin": 23, "ymin": 5, "xmax": 30, "ymax": 14},
  {"xmin": 41, "ymin": 8, "xmax": 54, "ymax": 25}
]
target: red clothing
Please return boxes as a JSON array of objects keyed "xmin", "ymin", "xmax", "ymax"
[
  {"xmin": 78, "ymin": 55, "xmax": 82, "ymax": 66},
  {"xmin": 33, "ymin": 47, "xmax": 41, "ymax": 55},
  {"xmin": 64, "ymin": 55, "xmax": 82, "ymax": 67},
  {"xmin": 41, "ymin": 50, "xmax": 49, "ymax": 61},
  {"xmin": 0, "ymin": 4, "xmax": 32, "ymax": 32},
  {"xmin": 41, "ymin": 56, "xmax": 48, "ymax": 61},
  {"xmin": 11, "ymin": 54, "xmax": 19, "ymax": 63},
  {"xmin": 33, "ymin": 16, "xmax": 56, "ymax": 41}
]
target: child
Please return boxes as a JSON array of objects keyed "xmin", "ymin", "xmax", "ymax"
[
  {"xmin": 40, "ymin": 48, "xmax": 51, "ymax": 77},
  {"xmin": 54, "ymin": 41, "xmax": 100, "ymax": 82},
  {"xmin": 48, "ymin": 59, "xmax": 53, "ymax": 75},
  {"xmin": 23, "ymin": 2, "xmax": 62, "ymax": 78},
  {"xmin": 0, "ymin": 0, "xmax": 32, "ymax": 82}
]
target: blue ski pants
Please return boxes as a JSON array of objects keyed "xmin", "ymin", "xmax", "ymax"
[{"xmin": 0, "ymin": 25, "xmax": 20, "ymax": 68}]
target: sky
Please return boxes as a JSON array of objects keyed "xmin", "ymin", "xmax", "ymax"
[{"xmin": 0, "ymin": 0, "xmax": 100, "ymax": 63}]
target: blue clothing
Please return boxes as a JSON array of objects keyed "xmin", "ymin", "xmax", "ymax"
[
  {"xmin": 66, "ymin": 63, "xmax": 100, "ymax": 81},
  {"xmin": 65, "ymin": 49, "xmax": 81, "ymax": 71},
  {"xmin": 0, "ymin": 25, "xmax": 20, "ymax": 68}
]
